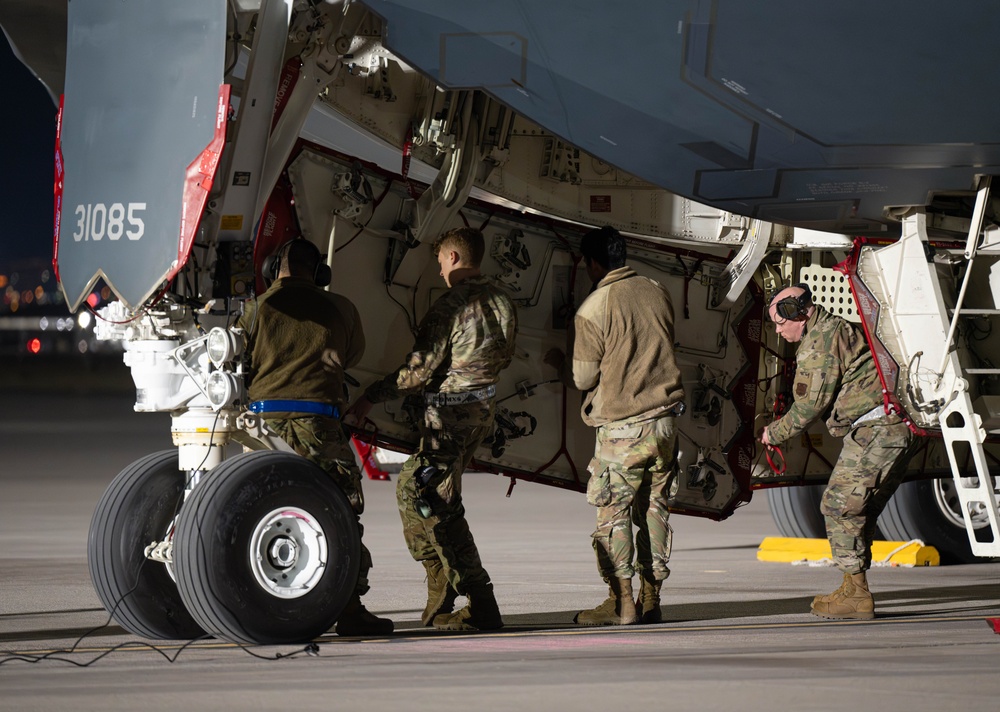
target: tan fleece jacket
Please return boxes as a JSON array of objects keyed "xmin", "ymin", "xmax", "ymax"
[{"xmin": 568, "ymin": 266, "xmax": 684, "ymax": 426}]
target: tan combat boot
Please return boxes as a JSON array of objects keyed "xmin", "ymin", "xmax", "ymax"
[
  {"xmin": 433, "ymin": 582, "xmax": 503, "ymax": 631},
  {"xmin": 636, "ymin": 578, "xmax": 663, "ymax": 624},
  {"xmin": 575, "ymin": 578, "xmax": 639, "ymax": 626},
  {"xmin": 421, "ymin": 559, "xmax": 458, "ymax": 626},
  {"xmin": 810, "ymin": 572, "xmax": 853, "ymax": 608},
  {"xmin": 810, "ymin": 572, "xmax": 874, "ymax": 620},
  {"xmin": 335, "ymin": 595, "xmax": 395, "ymax": 636}
]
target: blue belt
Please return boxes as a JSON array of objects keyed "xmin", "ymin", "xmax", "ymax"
[{"xmin": 248, "ymin": 400, "xmax": 340, "ymax": 418}]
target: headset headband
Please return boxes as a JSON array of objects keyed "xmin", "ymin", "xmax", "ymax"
[
  {"xmin": 262, "ymin": 239, "xmax": 331, "ymax": 287},
  {"xmin": 771, "ymin": 282, "xmax": 812, "ymax": 321}
]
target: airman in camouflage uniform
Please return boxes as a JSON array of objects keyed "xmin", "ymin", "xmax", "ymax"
[
  {"xmin": 238, "ymin": 238, "xmax": 392, "ymax": 636},
  {"xmin": 763, "ymin": 284, "xmax": 918, "ymax": 620},
  {"xmin": 546, "ymin": 226, "xmax": 685, "ymax": 626},
  {"xmin": 586, "ymin": 411, "xmax": 677, "ymax": 593},
  {"xmin": 348, "ymin": 227, "xmax": 517, "ymax": 631}
]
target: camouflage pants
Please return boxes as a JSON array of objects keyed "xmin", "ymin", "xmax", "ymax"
[
  {"xmin": 267, "ymin": 416, "xmax": 373, "ymax": 597},
  {"xmin": 396, "ymin": 400, "xmax": 494, "ymax": 594},
  {"xmin": 820, "ymin": 419, "xmax": 917, "ymax": 574},
  {"xmin": 587, "ymin": 414, "xmax": 677, "ymax": 582}
]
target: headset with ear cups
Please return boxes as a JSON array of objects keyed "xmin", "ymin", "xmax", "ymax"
[
  {"xmin": 262, "ymin": 239, "xmax": 332, "ymax": 287},
  {"xmin": 770, "ymin": 282, "xmax": 813, "ymax": 321},
  {"xmin": 261, "ymin": 240, "xmax": 291, "ymax": 285}
]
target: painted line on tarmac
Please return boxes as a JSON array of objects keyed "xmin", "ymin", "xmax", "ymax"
[{"xmin": 5, "ymin": 613, "xmax": 994, "ymax": 657}]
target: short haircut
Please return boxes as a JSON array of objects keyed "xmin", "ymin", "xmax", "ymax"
[
  {"xmin": 433, "ymin": 227, "xmax": 485, "ymax": 267},
  {"xmin": 580, "ymin": 225, "xmax": 626, "ymax": 270},
  {"xmin": 284, "ymin": 239, "xmax": 322, "ymax": 278}
]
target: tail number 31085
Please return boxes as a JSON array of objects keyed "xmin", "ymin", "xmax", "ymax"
[{"xmin": 72, "ymin": 202, "xmax": 147, "ymax": 241}]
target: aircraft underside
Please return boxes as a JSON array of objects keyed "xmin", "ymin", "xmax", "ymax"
[{"xmin": 1, "ymin": 0, "xmax": 998, "ymax": 644}]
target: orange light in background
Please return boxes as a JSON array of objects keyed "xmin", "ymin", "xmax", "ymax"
[
  {"xmin": 34, "ymin": 286, "xmax": 44, "ymax": 299},
  {"xmin": 0, "ymin": 274, "xmax": 7, "ymax": 288},
  {"xmin": 87, "ymin": 292, "xmax": 100, "ymax": 308},
  {"xmin": 22, "ymin": 290, "xmax": 34, "ymax": 305},
  {"xmin": 100, "ymin": 286, "xmax": 111, "ymax": 300},
  {"xmin": 28, "ymin": 338, "xmax": 42, "ymax": 354}
]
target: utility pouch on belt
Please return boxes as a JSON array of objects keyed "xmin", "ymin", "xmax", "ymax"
[{"xmin": 413, "ymin": 464, "xmax": 439, "ymax": 519}]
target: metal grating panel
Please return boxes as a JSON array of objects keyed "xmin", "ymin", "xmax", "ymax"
[{"xmin": 800, "ymin": 265, "xmax": 858, "ymax": 322}]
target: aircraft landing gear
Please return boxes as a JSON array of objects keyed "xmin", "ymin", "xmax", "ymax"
[
  {"xmin": 765, "ymin": 484, "xmax": 826, "ymax": 539},
  {"xmin": 89, "ymin": 450, "xmax": 362, "ymax": 645},
  {"xmin": 88, "ymin": 451, "xmax": 205, "ymax": 640},
  {"xmin": 880, "ymin": 479, "xmax": 994, "ymax": 565},
  {"xmin": 172, "ymin": 451, "xmax": 361, "ymax": 645},
  {"xmin": 767, "ymin": 476, "xmax": 994, "ymax": 564}
]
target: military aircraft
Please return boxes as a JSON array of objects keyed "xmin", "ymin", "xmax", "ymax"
[{"xmin": 2, "ymin": 0, "xmax": 998, "ymax": 645}]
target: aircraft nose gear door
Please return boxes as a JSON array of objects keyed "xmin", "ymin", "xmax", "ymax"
[{"xmin": 55, "ymin": 0, "xmax": 228, "ymax": 312}]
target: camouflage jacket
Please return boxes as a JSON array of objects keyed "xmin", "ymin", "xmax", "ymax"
[
  {"xmin": 237, "ymin": 277, "xmax": 364, "ymax": 417},
  {"xmin": 365, "ymin": 275, "xmax": 517, "ymax": 402},
  {"xmin": 766, "ymin": 305, "xmax": 883, "ymax": 444}
]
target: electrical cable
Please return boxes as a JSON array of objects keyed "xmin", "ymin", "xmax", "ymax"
[{"xmin": 384, "ymin": 282, "xmax": 417, "ymax": 334}]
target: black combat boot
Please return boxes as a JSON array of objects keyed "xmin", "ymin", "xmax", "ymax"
[
  {"xmin": 636, "ymin": 577, "xmax": 663, "ymax": 624},
  {"xmin": 335, "ymin": 595, "xmax": 394, "ymax": 636},
  {"xmin": 432, "ymin": 582, "xmax": 503, "ymax": 631}
]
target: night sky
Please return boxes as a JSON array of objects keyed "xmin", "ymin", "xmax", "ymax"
[{"xmin": 0, "ymin": 33, "xmax": 57, "ymax": 267}]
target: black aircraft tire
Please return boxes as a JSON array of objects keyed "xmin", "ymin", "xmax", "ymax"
[
  {"xmin": 88, "ymin": 450, "xmax": 205, "ymax": 640},
  {"xmin": 766, "ymin": 484, "xmax": 828, "ymax": 539},
  {"xmin": 879, "ymin": 479, "xmax": 989, "ymax": 565},
  {"xmin": 173, "ymin": 451, "xmax": 361, "ymax": 645}
]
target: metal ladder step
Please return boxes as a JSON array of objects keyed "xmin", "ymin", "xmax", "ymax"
[
  {"xmin": 938, "ymin": 386, "xmax": 1000, "ymax": 558},
  {"xmin": 948, "ymin": 308, "xmax": 1000, "ymax": 315}
]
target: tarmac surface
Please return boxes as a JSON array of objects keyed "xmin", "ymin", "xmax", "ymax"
[{"xmin": 1, "ymin": 386, "xmax": 998, "ymax": 711}]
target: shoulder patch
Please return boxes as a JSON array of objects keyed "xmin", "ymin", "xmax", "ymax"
[{"xmin": 795, "ymin": 381, "xmax": 809, "ymax": 397}]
